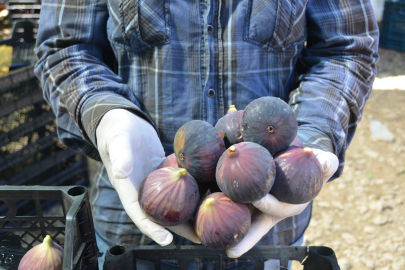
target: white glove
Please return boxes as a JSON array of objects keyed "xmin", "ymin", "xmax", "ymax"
[
  {"xmin": 226, "ymin": 148, "xmax": 339, "ymax": 258},
  {"xmin": 96, "ymin": 109, "xmax": 200, "ymax": 246}
]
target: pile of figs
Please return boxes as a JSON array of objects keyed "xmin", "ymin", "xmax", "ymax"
[{"xmin": 139, "ymin": 97, "xmax": 323, "ymax": 250}]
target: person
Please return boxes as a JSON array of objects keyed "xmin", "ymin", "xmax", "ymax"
[{"xmin": 34, "ymin": 0, "xmax": 379, "ymax": 269}]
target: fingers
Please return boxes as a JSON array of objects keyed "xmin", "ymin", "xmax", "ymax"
[
  {"xmin": 114, "ymin": 178, "xmax": 173, "ymax": 246},
  {"xmin": 167, "ymin": 221, "xmax": 201, "ymax": 244},
  {"xmin": 252, "ymin": 194, "xmax": 309, "ymax": 218},
  {"xmin": 226, "ymin": 211, "xmax": 281, "ymax": 258},
  {"xmin": 312, "ymin": 149, "xmax": 339, "ymax": 184}
]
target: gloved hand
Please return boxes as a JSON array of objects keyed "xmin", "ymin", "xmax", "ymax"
[
  {"xmin": 96, "ymin": 109, "xmax": 200, "ymax": 246},
  {"xmin": 226, "ymin": 148, "xmax": 339, "ymax": 258}
]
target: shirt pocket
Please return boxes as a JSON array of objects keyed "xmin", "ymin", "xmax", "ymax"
[
  {"xmin": 118, "ymin": 0, "xmax": 170, "ymax": 53},
  {"xmin": 243, "ymin": 0, "xmax": 307, "ymax": 52}
]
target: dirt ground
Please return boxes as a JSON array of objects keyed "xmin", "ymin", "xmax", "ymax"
[{"xmin": 291, "ymin": 48, "xmax": 405, "ymax": 270}]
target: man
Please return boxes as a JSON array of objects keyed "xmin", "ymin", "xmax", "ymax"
[{"xmin": 34, "ymin": 0, "xmax": 379, "ymax": 268}]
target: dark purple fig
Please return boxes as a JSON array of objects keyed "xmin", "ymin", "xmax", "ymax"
[
  {"xmin": 241, "ymin": 97, "xmax": 298, "ymax": 155},
  {"xmin": 270, "ymin": 147, "xmax": 323, "ymax": 204},
  {"xmin": 194, "ymin": 192, "xmax": 251, "ymax": 250},
  {"xmin": 227, "ymin": 105, "xmax": 237, "ymax": 114},
  {"xmin": 290, "ymin": 136, "xmax": 304, "ymax": 148},
  {"xmin": 215, "ymin": 109, "xmax": 244, "ymax": 146},
  {"xmin": 158, "ymin": 153, "xmax": 179, "ymax": 169},
  {"xmin": 174, "ymin": 120, "xmax": 226, "ymax": 182},
  {"xmin": 139, "ymin": 167, "xmax": 199, "ymax": 226},
  {"xmin": 216, "ymin": 142, "xmax": 276, "ymax": 203}
]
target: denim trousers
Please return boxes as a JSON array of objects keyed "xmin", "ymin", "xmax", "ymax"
[{"xmin": 96, "ymin": 232, "xmax": 304, "ymax": 270}]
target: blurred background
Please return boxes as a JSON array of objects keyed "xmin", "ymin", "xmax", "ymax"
[{"xmin": 0, "ymin": 0, "xmax": 404, "ymax": 269}]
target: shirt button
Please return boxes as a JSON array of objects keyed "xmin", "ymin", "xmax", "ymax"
[
  {"xmin": 207, "ymin": 89, "xmax": 215, "ymax": 98},
  {"xmin": 207, "ymin": 25, "xmax": 213, "ymax": 34}
]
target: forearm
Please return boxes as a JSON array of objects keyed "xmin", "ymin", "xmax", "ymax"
[
  {"xmin": 290, "ymin": 0, "xmax": 379, "ymax": 179},
  {"xmin": 34, "ymin": 0, "xmax": 156, "ymax": 158}
]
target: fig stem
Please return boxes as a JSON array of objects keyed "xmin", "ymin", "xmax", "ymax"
[
  {"xmin": 179, "ymin": 168, "xmax": 187, "ymax": 176},
  {"xmin": 205, "ymin": 198, "xmax": 215, "ymax": 206},
  {"xmin": 227, "ymin": 145, "xmax": 238, "ymax": 158},
  {"xmin": 43, "ymin": 235, "xmax": 52, "ymax": 248},
  {"xmin": 227, "ymin": 105, "xmax": 237, "ymax": 114},
  {"xmin": 219, "ymin": 131, "xmax": 227, "ymax": 139}
]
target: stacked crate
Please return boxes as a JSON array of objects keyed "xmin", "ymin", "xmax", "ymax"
[
  {"xmin": 5, "ymin": 0, "xmax": 41, "ymax": 24},
  {"xmin": 0, "ymin": 20, "xmax": 89, "ymax": 217}
]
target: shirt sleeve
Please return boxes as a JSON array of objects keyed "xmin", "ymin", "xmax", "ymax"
[
  {"xmin": 34, "ymin": 0, "xmax": 157, "ymax": 161},
  {"xmin": 289, "ymin": 0, "xmax": 379, "ymax": 180}
]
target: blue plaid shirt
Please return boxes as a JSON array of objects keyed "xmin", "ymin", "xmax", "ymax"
[{"xmin": 34, "ymin": 0, "xmax": 379, "ymax": 250}]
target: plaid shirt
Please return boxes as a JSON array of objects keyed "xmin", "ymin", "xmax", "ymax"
[{"xmin": 34, "ymin": 0, "xmax": 379, "ymax": 250}]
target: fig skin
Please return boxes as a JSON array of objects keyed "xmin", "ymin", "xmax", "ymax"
[
  {"xmin": 215, "ymin": 110, "xmax": 244, "ymax": 146},
  {"xmin": 216, "ymin": 142, "xmax": 276, "ymax": 203},
  {"xmin": 270, "ymin": 147, "xmax": 323, "ymax": 204},
  {"xmin": 139, "ymin": 167, "xmax": 200, "ymax": 226},
  {"xmin": 194, "ymin": 193, "xmax": 251, "ymax": 250},
  {"xmin": 18, "ymin": 235, "xmax": 63, "ymax": 270},
  {"xmin": 241, "ymin": 97, "xmax": 298, "ymax": 155},
  {"xmin": 290, "ymin": 136, "xmax": 304, "ymax": 148},
  {"xmin": 174, "ymin": 120, "xmax": 226, "ymax": 182},
  {"xmin": 158, "ymin": 153, "xmax": 179, "ymax": 169}
]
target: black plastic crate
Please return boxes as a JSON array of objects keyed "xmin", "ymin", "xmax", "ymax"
[
  {"xmin": 0, "ymin": 185, "xmax": 99, "ymax": 270},
  {"xmin": 379, "ymin": 0, "xmax": 405, "ymax": 51},
  {"xmin": 103, "ymin": 245, "xmax": 340, "ymax": 270}
]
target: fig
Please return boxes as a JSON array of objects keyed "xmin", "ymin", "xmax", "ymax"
[
  {"xmin": 290, "ymin": 136, "xmax": 304, "ymax": 148},
  {"xmin": 174, "ymin": 120, "xmax": 226, "ymax": 182},
  {"xmin": 215, "ymin": 107, "xmax": 244, "ymax": 146},
  {"xmin": 139, "ymin": 167, "xmax": 200, "ymax": 226},
  {"xmin": 270, "ymin": 147, "xmax": 323, "ymax": 204},
  {"xmin": 158, "ymin": 153, "xmax": 178, "ymax": 169},
  {"xmin": 18, "ymin": 235, "xmax": 63, "ymax": 270},
  {"xmin": 216, "ymin": 142, "xmax": 276, "ymax": 203},
  {"xmin": 241, "ymin": 97, "xmax": 298, "ymax": 155},
  {"xmin": 194, "ymin": 193, "xmax": 251, "ymax": 249}
]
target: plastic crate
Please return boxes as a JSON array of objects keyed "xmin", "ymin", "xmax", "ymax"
[
  {"xmin": 103, "ymin": 245, "xmax": 340, "ymax": 270},
  {"xmin": 0, "ymin": 185, "xmax": 99, "ymax": 270},
  {"xmin": 379, "ymin": 0, "xmax": 405, "ymax": 51}
]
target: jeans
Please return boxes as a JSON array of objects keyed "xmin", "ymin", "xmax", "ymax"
[{"xmin": 96, "ymin": 232, "xmax": 304, "ymax": 270}]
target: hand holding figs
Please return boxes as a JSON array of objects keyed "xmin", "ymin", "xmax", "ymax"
[
  {"xmin": 96, "ymin": 109, "xmax": 200, "ymax": 246},
  {"xmin": 227, "ymin": 148, "xmax": 339, "ymax": 258},
  {"xmin": 137, "ymin": 98, "xmax": 339, "ymax": 254}
]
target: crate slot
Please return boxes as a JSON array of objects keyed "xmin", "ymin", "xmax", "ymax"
[
  {"xmin": 0, "ymin": 90, "xmax": 44, "ymax": 118},
  {"xmin": 0, "ymin": 132, "xmax": 58, "ymax": 172},
  {"xmin": 0, "ymin": 200, "xmax": 9, "ymax": 218},
  {"xmin": 3, "ymin": 148, "xmax": 76, "ymax": 185},
  {"xmin": 0, "ymin": 110, "xmax": 55, "ymax": 146}
]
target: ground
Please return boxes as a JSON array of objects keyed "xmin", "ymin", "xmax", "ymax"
[{"xmin": 291, "ymin": 48, "xmax": 405, "ymax": 270}]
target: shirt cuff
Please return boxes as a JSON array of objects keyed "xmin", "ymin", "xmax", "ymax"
[
  {"xmin": 79, "ymin": 92, "xmax": 158, "ymax": 148},
  {"xmin": 297, "ymin": 127, "xmax": 334, "ymax": 154},
  {"xmin": 297, "ymin": 127, "xmax": 343, "ymax": 181}
]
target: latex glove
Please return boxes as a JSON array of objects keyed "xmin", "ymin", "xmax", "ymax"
[
  {"xmin": 226, "ymin": 148, "xmax": 339, "ymax": 258},
  {"xmin": 96, "ymin": 109, "xmax": 200, "ymax": 246}
]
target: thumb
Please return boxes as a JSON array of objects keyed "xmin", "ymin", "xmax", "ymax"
[{"xmin": 312, "ymin": 149, "xmax": 339, "ymax": 183}]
